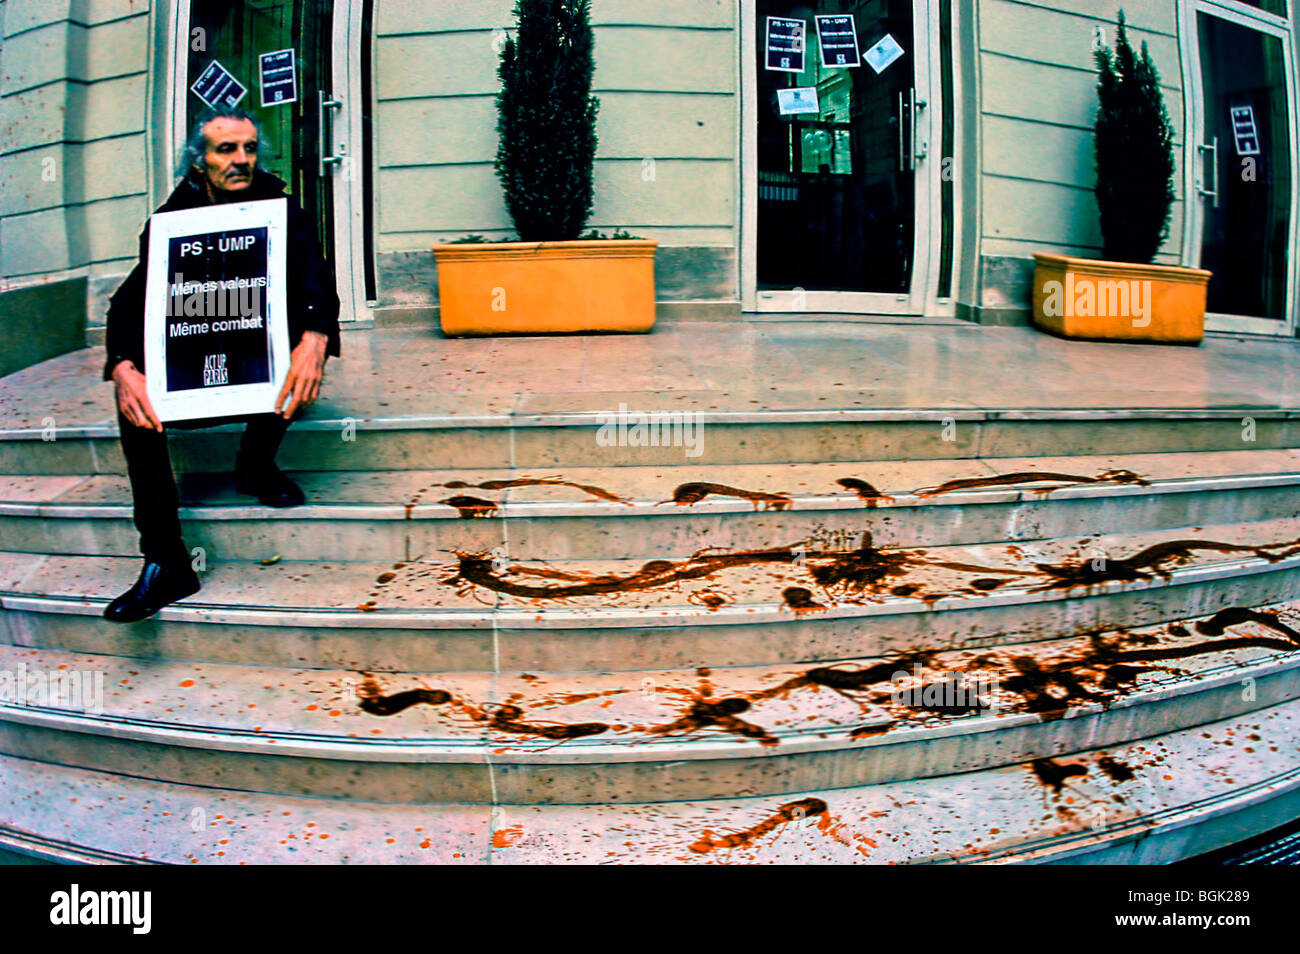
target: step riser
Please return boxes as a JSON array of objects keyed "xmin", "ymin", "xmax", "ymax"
[
  {"xmin": 4, "ymin": 417, "xmax": 1296, "ymax": 475},
  {"xmin": 4, "ymin": 484, "xmax": 1299, "ymax": 562},
  {"xmin": 5, "ymin": 565, "xmax": 1298, "ymax": 672},
  {"xmin": 3, "ymin": 665, "xmax": 1294, "ymax": 805}
]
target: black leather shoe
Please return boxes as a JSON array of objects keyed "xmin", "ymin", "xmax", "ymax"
[
  {"xmin": 104, "ymin": 560, "xmax": 201, "ymax": 624},
  {"xmin": 235, "ymin": 465, "xmax": 305, "ymax": 508}
]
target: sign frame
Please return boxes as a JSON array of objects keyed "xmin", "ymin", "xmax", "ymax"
[
  {"xmin": 815, "ymin": 15, "xmax": 861, "ymax": 68},
  {"xmin": 144, "ymin": 198, "xmax": 291, "ymax": 423}
]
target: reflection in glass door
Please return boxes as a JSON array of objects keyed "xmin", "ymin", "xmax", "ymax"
[
  {"xmin": 752, "ymin": 0, "xmax": 937, "ymax": 313},
  {"xmin": 176, "ymin": 0, "xmax": 372, "ymax": 320},
  {"xmin": 186, "ymin": 0, "xmax": 336, "ymax": 264},
  {"xmin": 1186, "ymin": 2, "xmax": 1297, "ymax": 333}
]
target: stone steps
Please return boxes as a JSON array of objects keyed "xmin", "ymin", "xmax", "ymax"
[
  {"xmin": 3, "ymin": 694, "xmax": 1299, "ymax": 864},
  {"xmin": 1, "ymin": 449, "xmax": 1298, "ymax": 562},
  {"xmin": 2, "ymin": 334, "xmax": 1299, "ymax": 862},
  {"xmin": 2, "ymin": 407, "xmax": 1298, "ymax": 476},
  {"xmin": 1, "ymin": 600, "xmax": 1297, "ymax": 805},
  {"xmin": 3, "ymin": 516, "xmax": 1299, "ymax": 671}
]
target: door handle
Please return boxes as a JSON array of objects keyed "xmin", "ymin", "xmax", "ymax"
[
  {"xmin": 1197, "ymin": 137, "xmax": 1219, "ymax": 208},
  {"xmin": 910, "ymin": 89, "xmax": 928, "ymax": 170},
  {"xmin": 898, "ymin": 91, "xmax": 907, "ymax": 172},
  {"xmin": 319, "ymin": 92, "xmax": 344, "ymax": 176}
]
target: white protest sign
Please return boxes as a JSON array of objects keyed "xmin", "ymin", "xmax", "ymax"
[{"xmin": 144, "ymin": 199, "xmax": 291, "ymax": 422}]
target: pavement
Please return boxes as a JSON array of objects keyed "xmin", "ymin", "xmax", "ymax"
[{"xmin": 1, "ymin": 319, "xmax": 1298, "ymax": 434}]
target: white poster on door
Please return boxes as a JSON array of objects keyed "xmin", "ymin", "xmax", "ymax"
[
  {"xmin": 865, "ymin": 34, "xmax": 905, "ymax": 74},
  {"xmin": 778, "ymin": 87, "xmax": 820, "ymax": 115}
]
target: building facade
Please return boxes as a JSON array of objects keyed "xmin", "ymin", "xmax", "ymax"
[{"xmin": 2, "ymin": 0, "xmax": 1298, "ymax": 354}]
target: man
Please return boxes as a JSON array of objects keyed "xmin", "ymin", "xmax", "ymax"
[{"xmin": 102, "ymin": 107, "xmax": 340, "ymax": 623}]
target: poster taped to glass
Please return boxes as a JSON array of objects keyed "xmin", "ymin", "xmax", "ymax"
[
  {"xmin": 865, "ymin": 33, "xmax": 905, "ymax": 74},
  {"xmin": 816, "ymin": 15, "xmax": 861, "ymax": 68},
  {"xmin": 765, "ymin": 17, "xmax": 806, "ymax": 72},
  {"xmin": 778, "ymin": 87, "xmax": 820, "ymax": 115}
]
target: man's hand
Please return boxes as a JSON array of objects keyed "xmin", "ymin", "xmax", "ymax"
[
  {"xmin": 275, "ymin": 331, "xmax": 329, "ymax": 420},
  {"xmin": 112, "ymin": 361, "xmax": 163, "ymax": 432}
]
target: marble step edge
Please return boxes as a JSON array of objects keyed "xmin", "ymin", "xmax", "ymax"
[
  {"xmin": 5, "ymin": 470, "xmax": 1299, "ymax": 523},
  {"xmin": 0, "ymin": 636, "xmax": 1294, "ymax": 768},
  {"xmin": 4, "ymin": 550, "xmax": 1297, "ymax": 632},
  {"xmin": 968, "ymin": 760, "xmax": 1300, "ymax": 865},
  {"xmin": 0, "ymin": 824, "xmax": 145, "ymax": 866},
  {"xmin": 3, "ymin": 698, "xmax": 1300, "ymax": 865},
  {"xmin": 5, "ymin": 406, "xmax": 1300, "ymax": 442}
]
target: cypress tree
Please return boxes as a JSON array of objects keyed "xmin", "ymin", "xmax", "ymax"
[
  {"xmin": 1094, "ymin": 10, "xmax": 1176, "ymax": 264},
  {"xmin": 495, "ymin": 0, "xmax": 600, "ymax": 242}
]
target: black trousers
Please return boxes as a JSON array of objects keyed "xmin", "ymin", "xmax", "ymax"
[{"xmin": 117, "ymin": 412, "xmax": 291, "ymax": 565}]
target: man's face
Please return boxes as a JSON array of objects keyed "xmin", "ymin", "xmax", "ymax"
[{"xmin": 197, "ymin": 118, "xmax": 259, "ymax": 192}]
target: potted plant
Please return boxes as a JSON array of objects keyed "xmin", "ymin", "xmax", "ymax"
[
  {"xmin": 1033, "ymin": 10, "xmax": 1210, "ymax": 344},
  {"xmin": 432, "ymin": 0, "xmax": 658, "ymax": 336}
]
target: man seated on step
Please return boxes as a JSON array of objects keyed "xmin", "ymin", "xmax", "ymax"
[{"xmin": 102, "ymin": 106, "xmax": 341, "ymax": 624}]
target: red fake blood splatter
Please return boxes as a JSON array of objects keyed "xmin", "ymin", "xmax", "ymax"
[
  {"xmin": 837, "ymin": 477, "xmax": 893, "ymax": 508},
  {"xmin": 688, "ymin": 797, "xmax": 873, "ymax": 857},
  {"xmin": 782, "ymin": 586, "xmax": 825, "ymax": 613},
  {"xmin": 914, "ymin": 469, "xmax": 1149, "ymax": 498},
  {"xmin": 356, "ymin": 674, "xmax": 452, "ymax": 716},
  {"xmin": 444, "ymin": 477, "xmax": 631, "ymax": 505},
  {"xmin": 441, "ymin": 496, "xmax": 499, "ymax": 519},
  {"xmin": 492, "ymin": 825, "xmax": 524, "ymax": 848},
  {"xmin": 666, "ymin": 482, "xmax": 792, "ymax": 511},
  {"xmin": 1194, "ymin": 606, "xmax": 1300, "ymax": 641},
  {"xmin": 1030, "ymin": 758, "xmax": 1088, "ymax": 793},
  {"xmin": 1096, "ymin": 755, "xmax": 1136, "ymax": 782},
  {"xmin": 1032, "ymin": 537, "xmax": 1300, "ymax": 590}
]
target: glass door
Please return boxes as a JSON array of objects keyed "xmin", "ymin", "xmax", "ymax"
[
  {"xmin": 1185, "ymin": 0, "xmax": 1297, "ymax": 335},
  {"xmin": 747, "ymin": 0, "xmax": 939, "ymax": 314},
  {"xmin": 174, "ymin": 0, "xmax": 370, "ymax": 320}
]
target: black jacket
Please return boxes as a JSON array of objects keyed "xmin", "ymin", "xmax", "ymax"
[{"xmin": 103, "ymin": 168, "xmax": 341, "ymax": 381}]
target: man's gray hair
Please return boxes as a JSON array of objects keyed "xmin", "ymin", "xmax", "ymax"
[{"xmin": 178, "ymin": 106, "xmax": 269, "ymax": 178}]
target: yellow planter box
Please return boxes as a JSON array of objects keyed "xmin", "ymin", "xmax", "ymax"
[
  {"xmin": 1032, "ymin": 253, "xmax": 1211, "ymax": 345},
  {"xmin": 432, "ymin": 239, "xmax": 658, "ymax": 336}
]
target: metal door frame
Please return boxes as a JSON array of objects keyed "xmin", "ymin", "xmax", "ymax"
[
  {"xmin": 740, "ymin": 0, "xmax": 951, "ymax": 315},
  {"xmin": 1180, "ymin": 0, "xmax": 1299, "ymax": 336}
]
